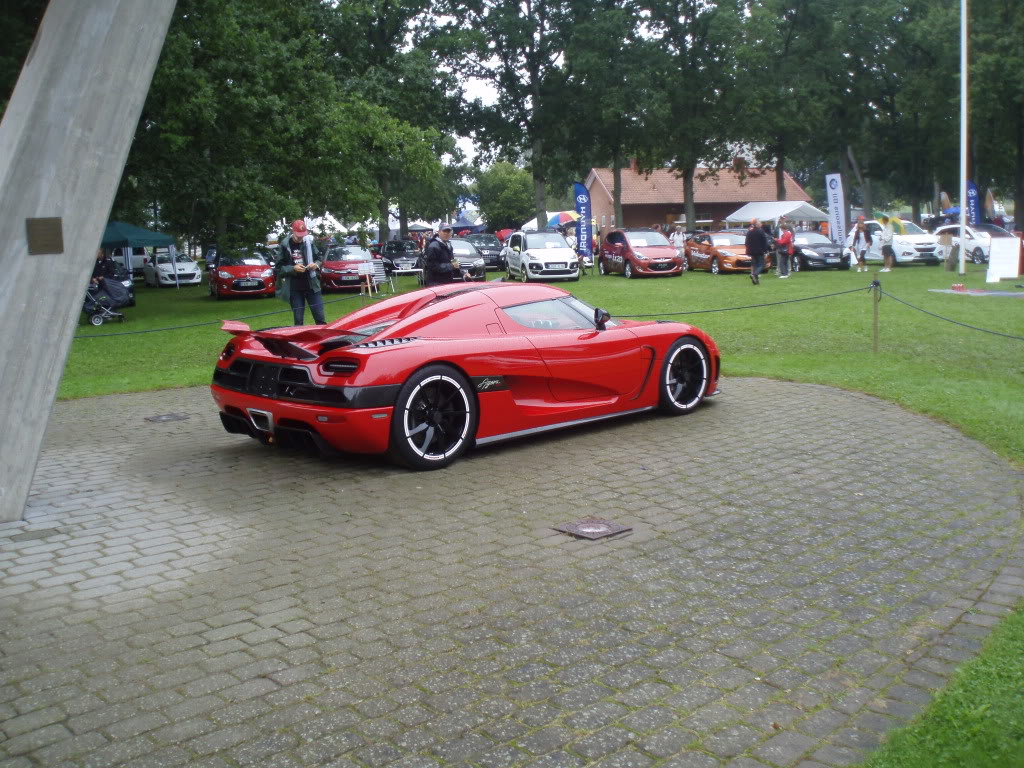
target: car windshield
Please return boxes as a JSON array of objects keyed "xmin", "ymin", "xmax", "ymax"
[
  {"xmin": 326, "ymin": 247, "xmax": 372, "ymax": 261},
  {"xmin": 794, "ymin": 233, "xmax": 832, "ymax": 245},
  {"xmin": 711, "ymin": 233, "xmax": 745, "ymax": 246},
  {"xmin": 384, "ymin": 241, "xmax": 417, "ymax": 253},
  {"xmin": 525, "ymin": 233, "xmax": 569, "ymax": 249},
  {"xmin": 899, "ymin": 221, "xmax": 926, "ymax": 234},
  {"xmin": 625, "ymin": 231, "xmax": 670, "ymax": 247},
  {"xmin": 219, "ymin": 253, "xmax": 269, "ymax": 266},
  {"xmin": 450, "ymin": 240, "xmax": 478, "ymax": 256},
  {"xmin": 156, "ymin": 253, "xmax": 193, "ymax": 265},
  {"xmin": 973, "ymin": 224, "xmax": 1014, "ymax": 237},
  {"xmin": 465, "ymin": 234, "xmax": 501, "ymax": 248}
]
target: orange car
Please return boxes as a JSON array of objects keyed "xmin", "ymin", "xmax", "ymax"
[{"xmin": 684, "ymin": 231, "xmax": 773, "ymax": 274}]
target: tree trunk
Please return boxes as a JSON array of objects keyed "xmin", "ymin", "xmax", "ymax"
[
  {"xmin": 398, "ymin": 206, "xmax": 408, "ymax": 240},
  {"xmin": 532, "ymin": 136, "xmax": 547, "ymax": 229},
  {"xmin": 911, "ymin": 192, "xmax": 921, "ymax": 223},
  {"xmin": 216, "ymin": 213, "xmax": 227, "ymax": 238},
  {"xmin": 840, "ymin": 147, "xmax": 853, "ymax": 224},
  {"xmin": 612, "ymin": 152, "xmax": 623, "ymax": 228},
  {"xmin": 682, "ymin": 167, "xmax": 696, "ymax": 231},
  {"xmin": 862, "ymin": 179, "xmax": 873, "ymax": 222},
  {"xmin": 377, "ymin": 197, "xmax": 389, "ymax": 242},
  {"xmin": 1016, "ymin": 103, "xmax": 1024, "ymax": 230},
  {"xmin": 933, "ymin": 177, "xmax": 941, "ymax": 217},
  {"xmin": 775, "ymin": 148, "xmax": 787, "ymax": 200}
]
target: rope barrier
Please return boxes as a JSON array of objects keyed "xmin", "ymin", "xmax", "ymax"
[
  {"xmin": 879, "ymin": 289, "xmax": 1024, "ymax": 341},
  {"xmin": 618, "ymin": 285, "xmax": 872, "ymax": 318},
  {"xmin": 73, "ymin": 293, "xmax": 385, "ymax": 339}
]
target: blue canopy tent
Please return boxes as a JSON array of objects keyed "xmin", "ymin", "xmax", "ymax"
[{"xmin": 450, "ymin": 213, "xmax": 485, "ymax": 234}]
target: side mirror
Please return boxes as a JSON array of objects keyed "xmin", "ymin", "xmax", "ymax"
[{"xmin": 594, "ymin": 307, "xmax": 611, "ymax": 331}]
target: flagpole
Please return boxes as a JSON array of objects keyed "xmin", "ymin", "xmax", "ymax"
[{"xmin": 958, "ymin": 0, "xmax": 968, "ymax": 275}]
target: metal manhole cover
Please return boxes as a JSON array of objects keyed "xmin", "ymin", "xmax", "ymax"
[
  {"xmin": 144, "ymin": 413, "xmax": 191, "ymax": 423},
  {"xmin": 554, "ymin": 518, "xmax": 632, "ymax": 540}
]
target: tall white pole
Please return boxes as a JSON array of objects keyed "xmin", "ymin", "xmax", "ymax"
[{"xmin": 958, "ymin": 0, "xmax": 968, "ymax": 275}]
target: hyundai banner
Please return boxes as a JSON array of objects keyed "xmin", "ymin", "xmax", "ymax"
[
  {"xmin": 966, "ymin": 180, "xmax": 980, "ymax": 226},
  {"xmin": 573, "ymin": 182, "xmax": 592, "ymax": 258},
  {"xmin": 825, "ymin": 174, "xmax": 846, "ymax": 247}
]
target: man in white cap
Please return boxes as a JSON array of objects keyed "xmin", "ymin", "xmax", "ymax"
[{"xmin": 276, "ymin": 219, "xmax": 325, "ymax": 324}]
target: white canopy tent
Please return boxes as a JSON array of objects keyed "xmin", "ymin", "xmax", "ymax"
[{"xmin": 724, "ymin": 201, "xmax": 829, "ymax": 224}]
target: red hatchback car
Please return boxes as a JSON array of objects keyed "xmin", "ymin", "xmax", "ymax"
[
  {"xmin": 320, "ymin": 245, "xmax": 377, "ymax": 290},
  {"xmin": 209, "ymin": 249, "xmax": 276, "ymax": 300},
  {"xmin": 599, "ymin": 229, "xmax": 684, "ymax": 278},
  {"xmin": 212, "ymin": 282, "xmax": 720, "ymax": 470}
]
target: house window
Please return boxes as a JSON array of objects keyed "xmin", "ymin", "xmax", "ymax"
[{"xmin": 601, "ymin": 215, "xmax": 606, "ymax": 228}]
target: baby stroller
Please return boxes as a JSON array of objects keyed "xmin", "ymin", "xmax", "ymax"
[{"xmin": 83, "ymin": 277, "xmax": 130, "ymax": 326}]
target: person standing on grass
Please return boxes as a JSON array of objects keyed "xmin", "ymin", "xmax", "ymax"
[
  {"xmin": 745, "ymin": 218, "xmax": 769, "ymax": 285},
  {"xmin": 879, "ymin": 216, "xmax": 895, "ymax": 272},
  {"xmin": 775, "ymin": 219, "xmax": 794, "ymax": 278},
  {"xmin": 846, "ymin": 217, "xmax": 872, "ymax": 272},
  {"xmin": 276, "ymin": 219, "xmax": 326, "ymax": 325}
]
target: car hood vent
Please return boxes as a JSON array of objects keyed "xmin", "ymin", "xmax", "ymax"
[{"xmin": 353, "ymin": 336, "xmax": 419, "ymax": 349}]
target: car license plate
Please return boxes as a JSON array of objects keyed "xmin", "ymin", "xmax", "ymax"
[
  {"xmin": 548, "ymin": 263, "xmax": 566, "ymax": 269},
  {"xmin": 826, "ymin": 258, "xmax": 838, "ymax": 263},
  {"xmin": 341, "ymin": 276, "xmax": 358, "ymax": 281},
  {"xmin": 240, "ymin": 279, "xmax": 259, "ymax": 286}
]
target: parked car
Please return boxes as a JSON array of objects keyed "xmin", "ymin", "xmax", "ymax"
[
  {"xmin": 462, "ymin": 233, "xmax": 506, "ymax": 270},
  {"xmin": 599, "ymin": 229, "xmax": 684, "ymax": 278},
  {"xmin": 863, "ymin": 220, "xmax": 940, "ymax": 265},
  {"xmin": 142, "ymin": 251, "xmax": 202, "ymax": 287},
  {"xmin": 321, "ymin": 245, "xmax": 376, "ymax": 290},
  {"xmin": 109, "ymin": 246, "xmax": 148, "ymax": 278},
  {"xmin": 380, "ymin": 240, "xmax": 421, "ymax": 273},
  {"xmin": 791, "ymin": 232, "xmax": 850, "ymax": 271},
  {"xmin": 448, "ymin": 239, "xmax": 487, "ymax": 281},
  {"xmin": 685, "ymin": 232, "xmax": 772, "ymax": 274},
  {"xmin": 932, "ymin": 223, "xmax": 1016, "ymax": 264},
  {"xmin": 212, "ymin": 282, "xmax": 720, "ymax": 470},
  {"xmin": 209, "ymin": 249, "xmax": 276, "ymax": 299},
  {"xmin": 502, "ymin": 230, "xmax": 580, "ymax": 282}
]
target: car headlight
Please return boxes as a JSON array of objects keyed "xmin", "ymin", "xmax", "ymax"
[
  {"xmin": 472, "ymin": 258, "xmax": 484, "ymax": 267},
  {"xmin": 218, "ymin": 271, "xmax": 232, "ymax": 279},
  {"xmin": 261, "ymin": 268, "xmax": 274, "ymax": 277},
  {"xmin": 634, "ymin": 253, "xmax": 648, "ymax": 261},
  {"xmin": 122, "ymin": 280, "xmax": 132, "ymax": 288}
]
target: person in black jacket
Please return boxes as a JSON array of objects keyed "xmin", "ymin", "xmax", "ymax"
[
  {"xmin": 745, "ymin": 219, "xmax": 769, "ymax": 285},
  {"xmin": 91, "ymin": 248, "xmax": 116, "ymax": 285},
  {"xmin": 422, "ymin": 225, "xmax": 457, "ymax": 286}
]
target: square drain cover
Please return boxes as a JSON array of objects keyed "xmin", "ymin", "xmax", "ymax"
[
  {"xmin": 554, "ymin": 518, "xmax": 632, "ymax": 540},
  {"xmin": 145, "ymin": 413, "xmax": 191, "ymax": 423}
]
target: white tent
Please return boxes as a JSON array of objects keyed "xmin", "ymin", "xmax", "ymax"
[
  {"xmin": 520, "ymin": 217, "xmax": 539, "ymax": 231},
  {"xmin": 724, "ymin": 201, "xmax": 829, "ymax": 223}
]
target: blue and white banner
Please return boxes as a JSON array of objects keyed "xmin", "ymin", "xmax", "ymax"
[
  {"xmin": 573, "ymin": 182, "xmax": 592, "ymax": 258},
  {"xmin": 966, "ymin": 180, "xmax": 980, "ymax": 226},
  {"xmin": 825, "ymin": 174, "xmax": 846, "ymax": 247}
]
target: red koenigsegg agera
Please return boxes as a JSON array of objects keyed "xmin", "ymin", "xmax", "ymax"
[{"xmin": 212, "ymin": 282, "xmax": 720, "ymax": 469}]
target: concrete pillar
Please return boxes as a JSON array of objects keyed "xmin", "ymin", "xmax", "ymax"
[{"xmin": 0, "ymin": 1, "xmax": 177, "ymax": 522}]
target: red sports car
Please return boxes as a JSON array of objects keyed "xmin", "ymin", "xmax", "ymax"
[
  {"xmin": 209, "ymin": 249, "xmax": 276, "ymax": 299},
  {"xmin": 212, "ymin": 282, "xmax": 720, "ymax": 469}
]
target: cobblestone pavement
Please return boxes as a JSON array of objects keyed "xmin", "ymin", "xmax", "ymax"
[{"xmin": 1, "ymin": 378, "xmax": 1022, "ymax": 768}]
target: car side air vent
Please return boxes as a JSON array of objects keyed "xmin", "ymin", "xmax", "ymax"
[
  {"xmin": 321, "ymin": 359, "xmax": 359, "ymax": 375},
  {"xmin": 353, "ymin": 337, "xmax": 418, "ymax": 349}
]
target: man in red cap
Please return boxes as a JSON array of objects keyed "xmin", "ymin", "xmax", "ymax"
[{"xmin": 275, "ymin": 219, "xmax": 325, "ymax": 324}]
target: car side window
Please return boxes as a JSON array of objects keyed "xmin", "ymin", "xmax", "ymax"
[{"xmin": 503, "ymin": 300, "xmax": 593, "ymax": 331}]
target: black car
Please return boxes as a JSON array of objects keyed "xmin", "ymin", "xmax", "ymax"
[
  {"xmin": 462, "ymin": 233, "xmax": 505, "ymax": 270},
  {"xmin": 791, "ymin": 232, "xmax": 849, "ymax": 271},
  {"xmin": 380, "ymin": 240, "xmax": 420, "ymax": 273}
]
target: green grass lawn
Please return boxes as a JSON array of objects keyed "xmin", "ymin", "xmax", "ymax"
[{"xmin": 61, "ymin": 260, "xmax": 1024, "ymax": 764}]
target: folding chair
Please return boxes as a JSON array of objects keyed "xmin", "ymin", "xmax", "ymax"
[{"xmin": 370, "ymin": 258, "xmax": 395, "ymax": 294}]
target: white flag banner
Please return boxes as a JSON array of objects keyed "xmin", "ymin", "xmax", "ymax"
[{"xmin": 825, "ymin": 174, "xmax": 846, "ymax": 247}]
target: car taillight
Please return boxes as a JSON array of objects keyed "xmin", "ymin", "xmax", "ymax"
[
  {"xmin": 220, "ymin": 342, "xmax": 236, "ymax": 361},
  {"xmin": 320, "ymin": 359, "xmax": 359, "ymax": 376}
]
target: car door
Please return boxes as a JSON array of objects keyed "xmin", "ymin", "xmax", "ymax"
[
  {"xmin": 865, "ymin": 222, "xmax": 883, "ymax": 260},
  {"xmin": 502, "ymin": 299, "xmax": 647, "ymax": 402},
  {"xmin": 507, "ymin": 233, "xmax": 523, "ymax": 275}
]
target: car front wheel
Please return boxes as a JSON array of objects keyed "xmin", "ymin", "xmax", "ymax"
[
  {"xmin": 710, "ymin": 257, "xmax": 720, "ymax": 275},
  {"xmin": 389, "ymin": 365, "xmax": 477, "ymax": 470},
  {"xmin": 972, "ymin": 248, "xmax": 985, "ymax": 264},
  {"xmin": 520, "ymin": 262, "xmax": 530, "ymax": 282},
  {"xmin": 658, "ymin": 337, "xmax": 710, "ymax": 415},
  {"xmin": 598, "ymin": 258, "xmax": 608, "ymax": 276},
  {"xmin": 624, "ymin": 261, "xmax": 634, "ymax": 279},
  {"xmin": 791, "ymin": 256, "xmax": 801, "ymax": 273},
  {"xmin": 680, "ymin": 254, "xmax": 689, "ymax": 271}
]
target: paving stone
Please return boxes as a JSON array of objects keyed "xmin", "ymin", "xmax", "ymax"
[{"xmin": 2, "ymin": 381, "xmax": 1020, "ymax": 768}]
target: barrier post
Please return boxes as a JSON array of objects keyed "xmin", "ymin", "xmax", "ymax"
[{"xmin": 872, "ymin": 280, "xmax": 881, "ymax": 353}]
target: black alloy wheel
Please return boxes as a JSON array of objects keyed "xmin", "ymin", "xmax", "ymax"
[
  {"xmin": 389, "ymin": 365, "xmax": 478, "ymax": 470},
  {"xmin": 658, "ymin": 337, "xmax": 710, "ymax": 415}
]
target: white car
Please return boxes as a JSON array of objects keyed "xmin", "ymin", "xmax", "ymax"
[
  {"xmin": 863, "ymin": 220, "xmax": 940, "ymax": 265},
  {"xmin": 502, "ymin": 231, "xmax": 580, "ymax": 282},
  {"xmin": 932, "ymin": 223, "xmax": 1016, "ymax": 264},
  {"xmin": 142, "ymin": 250, "xmax": 203, "ymax": 287}
]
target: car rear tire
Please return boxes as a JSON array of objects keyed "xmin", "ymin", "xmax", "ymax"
[
  {"xmin": 389, "ymin": 365, "xmax": 477, "ymax": 470},
  {"xmin": 710, "ymin": 257, "xmax": 720, "ymax": 275},
  {"xmin": 658, "ymin": 337, "xmax": 709, "ymax": 415}
]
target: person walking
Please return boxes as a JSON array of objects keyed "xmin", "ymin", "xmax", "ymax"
[
  {"xmin": 745, "ymin": 218, "xmax": 769, "ymax": 285},
  {"xmin": 276, "ymin": 219, "xmax": 326, "ymax": 325},
  {"xmin": 879, "ymin": 216, "xmax": 895, "ymax": 272},
  {"xmin": 846, "ymin": 217, "xmax": 872, "ymax": 272},
  {"xmin": 422, "ymin": 225, "xmax": 457, "ymax": 286},
  {"xmin": 775, "ymin": 220, "xmax": 793, "ymax": 278}
]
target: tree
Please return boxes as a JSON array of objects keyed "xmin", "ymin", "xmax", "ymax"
[{"xmin": 476, "ymin": 162, "xmax": 535, "ymax": 230}]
